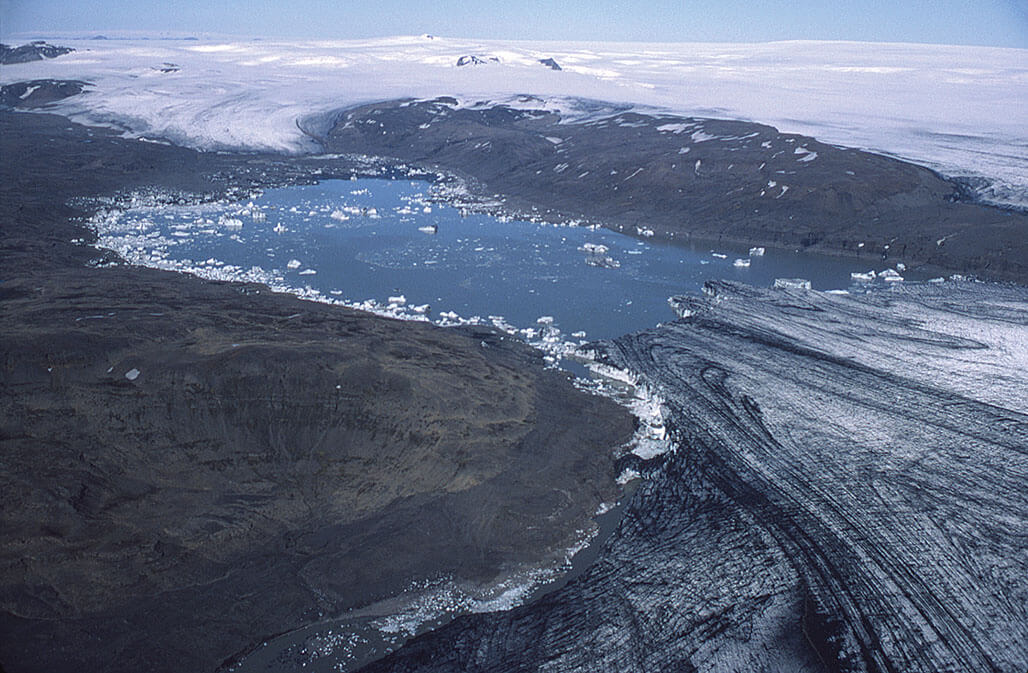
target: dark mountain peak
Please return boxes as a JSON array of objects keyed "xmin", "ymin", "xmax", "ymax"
[
  {"xmin": 0, "ymin": 41, "xmax": 75, "ymax": 65},
  {"xmin": 456, "ymin": 54, "xmax": 499, "ymax": 67}
]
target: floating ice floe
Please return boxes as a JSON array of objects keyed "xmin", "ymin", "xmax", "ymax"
[
  {"xmin": 851, "ymin": 270, "xmax": 876, "ymax": 282},
  {"xmin": 749, "ymin": 246, "xmax": 765, "ymax": 256},
  {"xmin": 733, "ymin": 258, "xmax": 751, "ymax": 268},
  {"xmin": 388, "ymin": 295, "xmax": 407, "ymax": 305},
  {"xmin": 418, "ymin": 224, "xmax": 438, "ymax": 234},
  {"xmin": 774, "ymin": 278, "xmax": 812, "ymax": 290},
  {"xmin": 585, "ymin": 255, "xmax": 620, "ymax": 269},
  {"xmin": 286, "ymin": 258, "xmax": 302, "ymax": 269},
  {"xmin": 712, "ymin": 252, "xmax": 727, "ymax": 259},
  {"xmin": 880, "ymin": 268, "xmax": 904, "ymax": 282},
  {"xmin": 298, "ymin": 269, "xmax": 317, "ymax": 275}
]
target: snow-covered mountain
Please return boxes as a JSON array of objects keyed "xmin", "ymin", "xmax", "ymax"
[{"xmin": 2, "ymin": 35, "xmax": 1025, "ymax": 207}]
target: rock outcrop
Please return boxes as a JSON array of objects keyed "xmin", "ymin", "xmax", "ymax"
[
  {"xmin": 0, "ymin": 79, "xmax": 90, "ymax": 108},
  {"xmin": 0, "ymin": 41, "xmax": 74, "ymax": 65}
]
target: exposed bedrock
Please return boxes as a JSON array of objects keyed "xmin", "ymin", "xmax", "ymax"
[
  {"xmin": 0, "ymin": 41, "xmax": 74, "ymax": 65},
  {"xmin": 0, "ymin": 111, "xmax": 636, "ymax": 673},
  {"xmin": 324, "ymin": 98, "xmax": 1028, "ymax": 283},
  {"xmin": 0, "ymin": 79, "xmax": 91, "ymax": 109},
  {"xmin": 361, "ymin": 280, "xmax": 1028, "ymax": 673}
]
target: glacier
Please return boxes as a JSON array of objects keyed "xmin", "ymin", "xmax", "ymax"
[{"xmin": 1, "ymin": 34, "xmax": 1026, "ymax": 208}]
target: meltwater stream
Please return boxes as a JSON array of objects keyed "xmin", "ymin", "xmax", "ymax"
[{"xmin": 93, "ymin": 177, "xmax": 927, "ymax": 672}]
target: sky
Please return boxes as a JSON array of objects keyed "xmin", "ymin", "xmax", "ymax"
[{"xmin": 2, "ymin": 0, "xmax": 1026, "ymax": 47}]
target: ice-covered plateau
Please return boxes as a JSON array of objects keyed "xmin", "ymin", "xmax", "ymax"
[{"xmin": 0, "ymin": 35, "xmax": 1025, "ymax": 209}]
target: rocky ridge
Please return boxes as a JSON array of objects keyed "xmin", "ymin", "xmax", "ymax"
[
  {"xmin": 0, "ymin": 41, "xmax": 74, "ymax": 65},
  {"xmin": 325, "ymin": 97, "xmax": 1028, "ymax": 283}
]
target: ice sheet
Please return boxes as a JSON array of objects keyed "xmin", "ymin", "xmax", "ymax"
[{"xmin": 3, "ymin": 35, "xmax": 1026, "ymax": 205}]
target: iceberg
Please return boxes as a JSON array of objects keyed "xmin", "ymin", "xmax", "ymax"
[{"xmin": 773, "ymin": 278, "xmax": 811, "ymax": 290}]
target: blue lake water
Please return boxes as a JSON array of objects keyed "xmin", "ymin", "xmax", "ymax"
[{"xmin": 102, "ymin": 178, "xmax": 923, "ymax": 345}]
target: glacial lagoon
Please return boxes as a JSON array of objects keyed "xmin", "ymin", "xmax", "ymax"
[
  {"xmin": 94, "ymin": 176, "xmax": 931, "ymax": 671},
  {"xmin": 97, "ymin": 178, "xmax": 924, "ymax": 350}
]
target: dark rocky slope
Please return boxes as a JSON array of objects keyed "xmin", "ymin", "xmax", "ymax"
[
  {"xmin": 0, "ymin": 112, "xmax": 635, "ymax": 673},
  {"xmin": 0, "ymin": 41, "xmax": 74, "ymax": 65},
  {"xmin": 360, "ymin": 280, "xmax": 1028, "ymax": 673},
  {"xmin": 0, "ymin": 79, "xmax": 90, "ymax": 109},
  {"xmin": 324, "ymin": 98, "xmax": 1028, "ymax": 283}
]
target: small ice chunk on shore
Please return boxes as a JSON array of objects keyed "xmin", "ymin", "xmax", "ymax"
[
  {"xmin": 851, "ymin": 270, "xmax": 876, "ymax": 281},
  {"xmin": 749, "ymin": 246, "xmax": 765, "ymax": 256},
  {"xmin": 125, "ymin": 368, "xmax": 140, "ymax": 381},
  {"xmin": 388, "ymin": 295, "xmax": 407, "ymax": 305}
]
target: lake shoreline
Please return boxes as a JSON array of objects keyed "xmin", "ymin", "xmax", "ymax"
[{"xmin": 0, "ymin": 110, "xmax": 637, "ymax": 673}]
